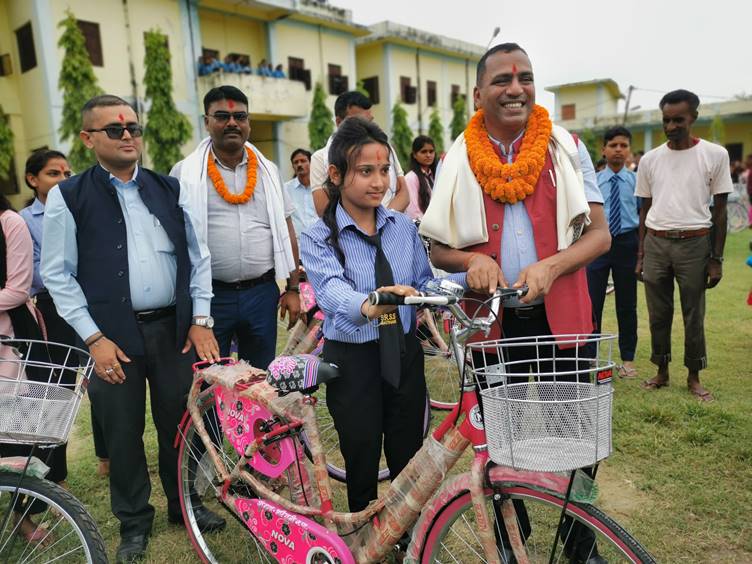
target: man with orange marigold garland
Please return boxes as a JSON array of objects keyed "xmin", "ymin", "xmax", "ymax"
[
  {"xmin": 420, "ymin": 44, "xmax": 611, "ymax": 564},
  {"xmin": 172, "ymin": 86, "xmax": 300, "ymax": 368}
]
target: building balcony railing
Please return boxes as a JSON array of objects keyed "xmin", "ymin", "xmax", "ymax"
[{"xmin": 197, "ymin": 72, "xmax": 309, "ymax": 120}]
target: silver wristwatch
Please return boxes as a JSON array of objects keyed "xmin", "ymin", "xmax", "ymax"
[{"xmin": 192, "ymin": 316, "xmax": 215, "ymax": 329}]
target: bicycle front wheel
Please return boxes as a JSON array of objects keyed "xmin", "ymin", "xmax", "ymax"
[
  {"xmin": 0, "ymin": 471, "xmax": 107, "ymax": 563},
  {"xmin": 421, "ymin": 481, "xmax": 655, "ymax": 563},
  {"xmin": 177, "ymin": 399, "xmax": 276, "ymax": 564}
]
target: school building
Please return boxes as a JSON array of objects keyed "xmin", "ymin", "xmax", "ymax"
[
  {"xmin": 545, "ymin": 79, "xmax": 752, "ymax": 161},
  {"xmin": 0, "ymin": 0, "xmax": 483, "ymax": 208}
]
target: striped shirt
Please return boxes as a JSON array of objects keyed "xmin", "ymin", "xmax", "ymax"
[{"xmin": 300, "ymin": 205, "xmax": 466, "ymax": 343}]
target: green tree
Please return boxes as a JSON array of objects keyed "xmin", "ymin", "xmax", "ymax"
[
  {"xmin": 57, "ymin": 9, "xmax": 102, "ymax": 172},
  {"xmin": 391, "ymin": 102, "xmax": 413, "ymax": 171},
  {"xmin": 578, "ymin": 128, "xmax": 600, "ymax": 165},
  {"xmin": 427, "ymin": 109, "xmax": 445, "ymax": 154},
  {"xmin": 0, "ymin": 106, "xmax": 13, "ymax": 182},
  {"xmin": 142, "ymin": 29, "xmax": 192, "ymax": 173},
  {"xmin": 308, "ymin": 82, "xmax": 334, "ymax": 151},
  {"xmin": 450, "ymin": 95, "xmax": 467, "ymax": 140}
]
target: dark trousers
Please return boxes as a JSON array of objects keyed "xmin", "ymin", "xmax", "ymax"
[
  {"xmin": 87, "ymin": 314, "xmax": 193, "ymax": 536},
  {"xmin": 586, "ymin": 229, "xmax": 638, "ymax": 362},
  {"xmin": 488, "ymin": 310, "xmax": 597, "ymax": 556},
  {"xmin": 323, "ymin": 332, "xmax": 426, "ymax": 512},
  {"xmin": 212, "ymin": 280, "xmax": 279, "ymax": 369},
  {"xmin": 642, "ymin": 233, "xmax": 710, "ymax": 371}
]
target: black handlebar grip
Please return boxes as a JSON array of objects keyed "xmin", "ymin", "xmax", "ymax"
[{"xmin": 367, "ymin": 292, "xmax": 405, "ymax": 306}]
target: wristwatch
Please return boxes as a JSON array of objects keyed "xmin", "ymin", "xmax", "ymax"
[
  {"xmin": 709, "ymin": 255, "xmax": 724, "ymax": 263},
  {"xmin": 192, "ymin": 316, "xmax": 215, "ymax": 329}
]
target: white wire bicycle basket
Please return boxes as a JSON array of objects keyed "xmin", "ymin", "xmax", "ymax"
[
  {"xmin": 0, "ymin": 338, "xmax": 94, "ymax": 446},
  {"xmin": 469, "ymin": 334, "xmax": 616, "ymax": 473}
]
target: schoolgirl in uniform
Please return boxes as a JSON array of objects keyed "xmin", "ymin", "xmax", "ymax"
[{"xmin": 299, "ymin": 117, "xmax": 465, "ymax": 512}]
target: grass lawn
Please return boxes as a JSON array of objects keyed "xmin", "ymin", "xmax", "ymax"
[{"xmin": 65, "ymin": 230, "xmax": 752, "ymax": 563}]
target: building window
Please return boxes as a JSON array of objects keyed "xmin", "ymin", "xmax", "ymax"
[
  {"xmin": 361, "ymin": 76, "xmax": 379, "ymax": 104},
  {"xmin": 561, "ymin": 104, "xmax": 576, "ymax": 120},
  {"xmin": 0, "ymin": 54, "xmax": 12, "ymax": 76},
  {"xmin": 401, "ymin": 76, "xmax": 416, "ymax": 104},
  {"xmin": 15, "ymin": 22, "xmax": 37, "ymax": 73},
  {"xmin": 426, "ymin": 80, "xmax": 437, "ymax": 107},
  {"xmin": 327, "ymin": 64, "xmax": 348, "ymax": 96},
  {"xmin": 77, "ymin": 21, "xmax": 103, "ymax": 67},
  {"xmin": 725, "ymin": 142, "xmax": 742, "ymax": 163},
  {"xmin": 0, "ymin": 158, "xmax": 19, "ymax": 196},
  {"xmin": 450, "ymin": 84, "xmax": 461, "ymax": 105},
  {"xmin": 288, "ymin": 57, "xmax": 311, "ymax": 90}
]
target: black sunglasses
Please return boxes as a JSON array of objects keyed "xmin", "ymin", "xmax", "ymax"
[
  {"xmin": 85, "ymin": 124, "xmax": 144, "ymax": 140},
  {"xmin": 206, "ymin": 111, "xmax": 249, "ymax": 123}
]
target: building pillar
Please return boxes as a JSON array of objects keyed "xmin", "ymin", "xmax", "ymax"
[
  {"xmin": 31, "ymin": 0, "xmax": 61, "ymax": 149},
  {"xmin": 644, "ymin": 127, "xmax": 653, "ymax": 151},
  {"xmin": 383, "ymin": 44, "xmax": 394, "ymax": 137},
  {"xmin": 179, "ymin": 0, "xmax": 203, "ymax": 142}
]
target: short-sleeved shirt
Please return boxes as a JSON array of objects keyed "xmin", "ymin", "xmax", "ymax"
[{"xmin": 635, "ymin": 140, "xmax": 733, "ymax": 230}]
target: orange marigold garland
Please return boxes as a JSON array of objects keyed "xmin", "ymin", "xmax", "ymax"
[
  {"xmin": 465, "ymin": 105, "xmax": 552, "ymax": 204},
  {"xmin": 207, "ymin": 146, "xmax": 258, "ymax": 204}
]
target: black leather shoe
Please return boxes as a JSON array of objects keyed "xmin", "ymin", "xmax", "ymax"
[
  {"xmin": 116, "ymin": 533, "xmax": 149, "ymax": 563},
  {"xmin": 169, "ymin": 505, "xmax": 226, "ymax": 532}
]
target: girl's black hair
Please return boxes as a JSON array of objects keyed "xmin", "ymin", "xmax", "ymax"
[
  {"xmin": 23, "ymin": 150, "xmax": 67, "ymax": 207},
  {"xmin": 409, "ymin": 135, "xmax": 437, "ymax": 213},
  {"xmin": 322, "ymin": 116, "xmax": 391, "ymax": 264},
  {"xmin": 24, "ymin": 149, "xmax": 67, "ymax": 191}
]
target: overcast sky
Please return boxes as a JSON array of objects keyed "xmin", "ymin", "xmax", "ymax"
[{"xmin": 345, "ymin": 0, "xmax": 748, "ymax": 114}]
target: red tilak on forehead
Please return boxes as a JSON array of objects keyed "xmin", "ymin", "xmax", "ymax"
[
  {"xmin": 376, "ymin": 146, "xmax": 387, "ymax": 160},
  {"xmin": 512, "ymin": 64, "xmax": 517, "ymax": 74},
  {"xmin": 228, "ymin": 100, "xmax": 235, "ymax": 110},
  {"xmin": 60, "ymin": 165, "xmax": 66, "ymax": 173},
  {"xmin": 118, "ymin": 113, "xmax": 125, "ymax": 122}
]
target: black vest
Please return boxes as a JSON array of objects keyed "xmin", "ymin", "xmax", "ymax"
[{"xmin": 58, "ymin": 165, "xmax": 192, "ymax": 355}]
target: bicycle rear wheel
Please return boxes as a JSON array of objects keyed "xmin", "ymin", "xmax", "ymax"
[
  {"xmin": 420, "ymin": 309, "xmax": 460, "ymax": 410},
  {"xmin": 303, "ymin": 390, "xmax": 431, "ymax": 483},
  {"xmin": 0, "ymin": 471, "xmax": 107, "ymax": 563},
  {"xmin": 176, "ymin": 398, "xmax": 275, "ymax": 564},
  {"xmin": 421, "ymin": 481, "xmax": 655, "ymax": 563}
]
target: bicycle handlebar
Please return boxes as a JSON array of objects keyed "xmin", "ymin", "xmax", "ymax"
[
  {"xmin": 367, "ymin": 292, "xmax": 458, "ymax": 306},
  {"xmin": 369, "ymin": 286, "xmax": 527, "ymax": 308}
]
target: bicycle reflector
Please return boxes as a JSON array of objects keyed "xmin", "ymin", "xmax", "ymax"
[{"xmin": 596, "ymin": 368, "xmax": 613, "ymax": 384}]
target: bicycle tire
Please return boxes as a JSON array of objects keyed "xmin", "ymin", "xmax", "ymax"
[
  {"xmin": 177, "ymin": 398, "xmax": 283, "ymax": 564},
  {"xmin": 302, "ymin": 391, "xmax": 431, "ymax": 483},
  {"xmin": 421, "ymin": 481, "xmax": 655, "ymax": 564},
  {"xmin": 420, "ymin": 309, "xmax": 460, "ymax": 410},
  {"xmin": 0, "ymin": 471, "xmax": 107, "ymax": 564}
]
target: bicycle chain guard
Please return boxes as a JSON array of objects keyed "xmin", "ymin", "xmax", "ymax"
[
  {"xmin": 235, "ymin": 497, "xmax": 355, "ymax": 563},
  {"xmin": 215, "ymin": 387, "xmax": 295, "ymax": 478}
]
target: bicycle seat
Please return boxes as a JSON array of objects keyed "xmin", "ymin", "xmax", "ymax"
[{"xmin": 266, "ymin": 354, "xmax": 339, "ymax": 395}]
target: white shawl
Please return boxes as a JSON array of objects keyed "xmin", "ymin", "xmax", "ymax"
[
  {"xmin": 419, "ymin": 125, "xmax": 590, "ymax": 250},
  {"xmin": 178, "ymin": 137, "xmax": 296, "ymax": 281}
]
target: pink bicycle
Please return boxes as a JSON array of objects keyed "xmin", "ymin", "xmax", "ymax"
[{"xmin": 176, "ymin": 282, "xmax": 654, "ymax": 563}]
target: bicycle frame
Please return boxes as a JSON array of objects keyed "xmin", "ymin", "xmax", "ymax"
[{"xmin": 182, "ymin": 287, "xmax": 550, "ymax": 564}]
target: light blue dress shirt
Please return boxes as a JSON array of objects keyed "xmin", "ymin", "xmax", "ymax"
[
  {"xmin": 489, "ymin": 132, "xmax": 602, "ymax": 306},
  {"xmin": 596, "ymin": 166, "xmax": 638, "ymax": 234},
  {"xmin": 284, "ymin": 177, "xmax": 318, "ymax": 238},
  {"xmin": 300, "ymin": 205, "xmax": 467, "ymax": 343},
  {"xmin": 19, "ymin": 198, "xmax": 45, "ymax": 296},
  {"xmin": 40, "ymin": 165, "xmax": 213, "ymax": 341}
]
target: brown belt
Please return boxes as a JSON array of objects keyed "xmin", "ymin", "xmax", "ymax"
[{"xmin": 648, "ymin": 228, "xmax": 710, "ymax": 240}]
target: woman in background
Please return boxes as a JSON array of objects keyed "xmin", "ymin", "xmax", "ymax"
[{"xmin": 404, "ymin": 135, "xmax": 437, "ymax": 221}]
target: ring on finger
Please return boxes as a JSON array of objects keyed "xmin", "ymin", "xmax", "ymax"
[{"xmin": 105, "ymin": 368, "xmax": 114, "ymax": 374}]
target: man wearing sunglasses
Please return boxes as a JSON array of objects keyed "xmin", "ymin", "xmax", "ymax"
[
  {"xmin": 172, "ymin": 85, "xmax": 299, "ymax": 370},
  {"xmin": 41, "ymin": 94, "xmax": 225, "ymax": 563}
]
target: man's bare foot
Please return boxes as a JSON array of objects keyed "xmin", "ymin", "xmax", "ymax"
[
  {"xmin": 688, "ymin": 372, "xmax": 713, "ymax": 402},
  {"xmin": 14, "ymin": 515, "xmax": 50, "ymax": 544},
  {"xmin": 97, "ymin": 458, "xmax": 110, "ymax": 477},
  {"xmin": 641, "ymin": 366, "xmax": 669, "ymax": 390}
]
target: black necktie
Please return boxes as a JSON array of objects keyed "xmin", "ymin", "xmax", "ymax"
[{"xmin": 355, "ymin": 230, "xmax": 405, "ymax": 388}]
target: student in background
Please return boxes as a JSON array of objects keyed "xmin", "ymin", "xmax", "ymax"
[{"xmin": 404, "ymin": 135, "xmax": 437, "ymax": 221}]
